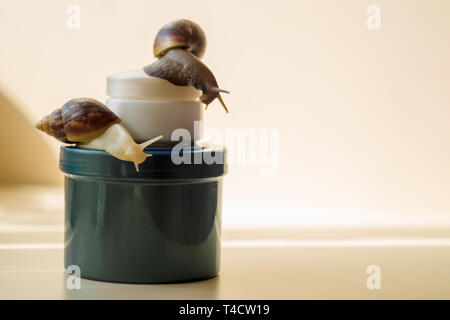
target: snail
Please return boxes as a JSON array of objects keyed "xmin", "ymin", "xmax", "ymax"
[
  {"xmin": 143, "ymin": 19, "xmax": 229, "ymax": 113},
  {"xmin": 35, "ymin": 98, "xmax": 163, "ymax": 171}
]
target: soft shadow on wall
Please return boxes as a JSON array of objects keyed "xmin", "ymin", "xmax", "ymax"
[{"xmin": 0, "ymin": 89, "xmax": 61, "ymax": 185}]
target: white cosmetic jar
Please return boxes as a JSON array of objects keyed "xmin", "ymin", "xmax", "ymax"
[{"xmin": 106, "ymin": 70, "xmax": 204, "ymax": 144}]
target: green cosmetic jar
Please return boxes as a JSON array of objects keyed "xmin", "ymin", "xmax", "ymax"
[{"xmin": 60, "ymin": 145, "xmax": 226, "ymax": 284}]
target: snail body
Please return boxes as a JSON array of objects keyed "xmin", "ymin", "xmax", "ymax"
[
  {"xmin": 81, "ymin": 124, "xmax": 163, "ymax": 172},
  {"xmin": 144, "ymin": 19, "xmax": 229, "ymax": 112},
  {"xmin": 36, "ymin": 98, "xmax": 162, "ymax": 171}
]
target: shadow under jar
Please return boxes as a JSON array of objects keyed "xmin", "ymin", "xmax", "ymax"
[{"xmin": 60, "ymin": 145, "xmax": 226, "ymax": 284}]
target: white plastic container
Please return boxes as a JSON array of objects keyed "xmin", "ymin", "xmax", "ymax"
[{"xmin": 106, "ymin": 70, "xmax": 204, "ymax": 144}]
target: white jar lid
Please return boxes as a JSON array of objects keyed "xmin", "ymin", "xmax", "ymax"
[
  {"xmin": 107, "ymin": 69, "xmax": 202, "ymax": 101},
  {"xmin": 105, "ymin": 69, "xmax": 204, "ymax": 143},
  {"xmin": 106, "ymin": 98, "xmax": 203, "ymax": 144}
]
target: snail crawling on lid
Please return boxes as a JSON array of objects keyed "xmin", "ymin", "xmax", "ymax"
[
  {"xmin": 35, "ymin": 98, "xmax": 162, "ymax": 171},
  {"xmin": 144, "ymin": 19, "xmax": 230, "ymax": 113},
  {"xmin": 36, "ymin": 20, "xmax": 226, "ymax": 170}
]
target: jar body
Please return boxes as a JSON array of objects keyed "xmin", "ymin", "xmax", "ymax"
[{"xmin": 64, "ymin": 174, "xmax": 222, "ymax": 284}]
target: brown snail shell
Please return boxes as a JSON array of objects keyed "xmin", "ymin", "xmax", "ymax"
[
  {"xmin": 35, "ymin": 98, "xmax": 120, "ymax": 143},
  {"xmin": 153, "ymin": 19, "xmax": 206, "ymax": 59},
  {"xmin": 143, "ymin": 19, "xmax": 229, "ymax": 113}
]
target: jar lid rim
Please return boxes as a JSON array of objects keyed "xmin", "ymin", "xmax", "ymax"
[{"xmin": 60, "ymin": 145, "xmax": 227, "ymax": 179}]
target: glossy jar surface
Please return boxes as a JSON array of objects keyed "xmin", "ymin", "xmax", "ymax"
[{"xmin": 60, "ymin": 145, "xmax": 226, "ymax": 283}]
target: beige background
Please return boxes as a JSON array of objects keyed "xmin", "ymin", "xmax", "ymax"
[{"xmin": 0, "ymin": 0, "xmax": 449, "ymax": 226}]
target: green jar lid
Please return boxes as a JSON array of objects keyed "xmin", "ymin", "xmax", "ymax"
[{"xmin": 60, "ymin": 145, "xmax": 227, "ymax": 179}]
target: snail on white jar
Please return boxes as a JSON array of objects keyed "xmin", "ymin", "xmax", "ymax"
[
  {"xmin": 144, "ymin": 19, "xmax": 230, "ymax": 113},
  {"xmin": 35, "ymin": 98, "xmax": 162, "ymax": 171}
]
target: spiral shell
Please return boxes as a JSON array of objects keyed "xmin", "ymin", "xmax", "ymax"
[
  {"xmin": 153, "ymin": 19, "xmax": 206, "ymax": 59},
  {"xmin": 35, "ymin": 98, "xmax": 120, "ymax": 143}
]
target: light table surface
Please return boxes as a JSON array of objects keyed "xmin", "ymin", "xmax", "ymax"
[{"xmin": 0, "ymin": 186, "xmax": 449, "ymax": 299}]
